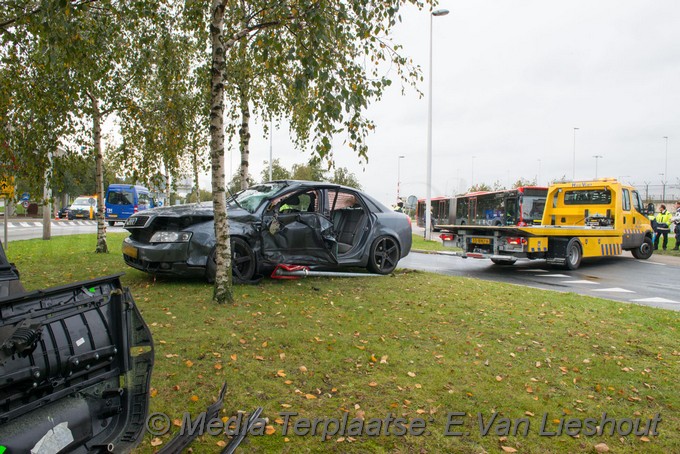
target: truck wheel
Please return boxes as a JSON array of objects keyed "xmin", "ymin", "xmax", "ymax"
[
  {"xmin": 631, "ymin": 237, "xmax": 653, "ymax": 260},
  {"xmin": 490, "ymin": 258, "xmax": 516, "ymax": 266},
  {"xmin": 564, "ymin": 238, "xmax": 582, "ymax": 270}
]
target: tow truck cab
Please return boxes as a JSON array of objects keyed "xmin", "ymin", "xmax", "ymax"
[{"xmin": 440, "ymin": 179, "xmax": 654, "ymax": 269}]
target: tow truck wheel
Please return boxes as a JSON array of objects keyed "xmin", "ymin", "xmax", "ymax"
[
  {"xmin": 631, "ymin": 236, "xmax": 653, "ymax": 260},
  {"xmin": 564, "ymin": 238, "xmax": 582, "ymax": 270},
  {"xmin": 490, "ymin": 258, "xmax": 517, "ymax": 266}
]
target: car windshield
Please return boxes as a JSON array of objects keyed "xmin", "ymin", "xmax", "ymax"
[
  {"xmin": 228, "ymin": 183, "xmax": 287, "ymax": 213},
  {"xmin": 71, "ymin": 197, "xmax": 94, "ymax": 207}
]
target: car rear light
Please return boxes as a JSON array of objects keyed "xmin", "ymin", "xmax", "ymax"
[
  {"xmin": 506, "ymin": 237, "xmax": 527, "ymax": 245},
  {"xmin": 517, "ymin": 221, "xmax": 528, "ymax": 227},
  {"xmin": 134, "ymin": 204, "xmax": 138, "ymax": 213},
  {"xmin": 440, "ymin": 233, "xmax": 454, "ymax": 241}
]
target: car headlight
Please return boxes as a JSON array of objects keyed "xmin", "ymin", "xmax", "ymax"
[{"xmin": 149, "ymin": 231, "xmax": 193, "ymax": 243}]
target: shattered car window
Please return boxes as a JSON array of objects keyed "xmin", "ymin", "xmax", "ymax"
[{"xmin": 229, "ymin": 183, "xmax": 286, "ymax": 212}]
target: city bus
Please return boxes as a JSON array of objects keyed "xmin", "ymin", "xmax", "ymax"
[{"xmin": 416, "ymin": 186, "xmax": 548, "ymax": 230}]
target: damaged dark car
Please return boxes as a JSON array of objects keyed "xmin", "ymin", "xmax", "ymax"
[{"xmin": 121, "ymin": 181, "xmax": 412, "ymax": 282}]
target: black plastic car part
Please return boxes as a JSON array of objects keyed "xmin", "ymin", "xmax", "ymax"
[
  {"xmin": 0, "ymin": 273, "xmax": 154, "ymax": 453},
  {"xmin": 0, "ymin": 241, "xmax": 261, "ymax": 453}
]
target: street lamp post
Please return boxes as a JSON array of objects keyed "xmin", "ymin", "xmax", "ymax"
[
  {"xmin": 572, "ymin": 127, "xmax": 579, "ymax": 181},
  {"xmin": 660, "ymin": 173, "xmax": 666, "ymax": 203},
  {"xmin": 397, "ymin": 155, "xmax": 405, "ymax": 202},
  {"xmin": 593, "ymin": 155, "xmax": 603, "ymax": 179},
  {"xmin": 471, "ymin": 156, "xmax": 475, "ymax": 188},
  {"xmin": 425, "ymin": 8, "xmax": 449, "ymax": 240},
  {"xmin": 268, "ymin": 119, "xmax": 273, "ymax": 181},
  {"xmin": 663, "ymin": 136, "xmax": 668, "ymax": 199}
]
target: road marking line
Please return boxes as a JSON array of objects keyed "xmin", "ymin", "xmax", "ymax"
[
  {"xmin": 536, "ymin": 274, "xmax": 571, "ymax": 278},
  {"xmin": 562, "ymin": 280, "xmax": 599, "ymax": 285},
  {"xmin": 639, "ymin": 261, "xmax": 666, "ymax": 266},
  {"xmin": 19, "ymin": 222, "xmax": 32, "ymax": 227},
  {"xmin": 631, "ymin": 297, "xmax": 680, "ymax": 304},
  {"xmin": 592, "ymin": 288, "xmax": 635, "ymax": 293},
  {"xmin": 517, "ymin": 269, "xmax": 550, "ymax": 273}
]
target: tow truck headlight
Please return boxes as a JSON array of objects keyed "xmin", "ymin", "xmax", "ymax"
[{"xmin": 150, "ymin": 231, "xmax": 192, "ymax": 243}]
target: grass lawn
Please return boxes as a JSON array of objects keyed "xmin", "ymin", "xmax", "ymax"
[
  {"xmin": 411, "ymin": 233, "xmax": 453, "ymax": 252},
  {"xmin": 653, "ymin": 235, "xmax": 680, "ymax": 257},
  {"xmin": 6, "ymin": 234, "xmax": 680, "ymax": 453}
]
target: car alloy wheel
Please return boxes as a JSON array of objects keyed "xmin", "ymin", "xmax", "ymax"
[{"xmin": 368, "ymin": 236, "xmax": 400, "ymax": 274}]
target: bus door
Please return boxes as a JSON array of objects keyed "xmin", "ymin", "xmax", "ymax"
[
  {"xmin": 468, "ymin": 198, "xmax": 477, "ymax": 224},
  {"xmin": 505, "ymin": 196, "xmax": 519, "ymax": 225}
]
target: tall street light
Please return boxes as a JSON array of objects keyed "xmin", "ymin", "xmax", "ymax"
[
  {"xmin": 572, "ymin": 127, "xmax": 579, "ymax": 181},
  {"xmin": 471, "ymin": 155, "xmax": 476, "ymax": 188},
  {"xmin": 268, "ymin": 119, "xmax": 273, "ymax": 181},
  {"xmin": 663, "ymin": 136, "xmax": 668, "ymax": 197},
  {"xmin": 592, "ymin": 155, "xmax": 603, "ymax": 179},
  {"xmin": 425, "ymin": 8, "xmax": 449, "ymax": 240},
  {"xmin": 397, "ymin": 155, "xmax": 405, "ymax": 202}
]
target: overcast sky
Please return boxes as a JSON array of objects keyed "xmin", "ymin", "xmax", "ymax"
[{"xmin": 222, "ymin": 0, "xmax": 680, "ymax": 207}]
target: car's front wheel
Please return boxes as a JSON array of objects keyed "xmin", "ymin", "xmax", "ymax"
[
  {"xmin": 367, "ymin": 236, "xmax": 400, "ymax": 274},
  {"xmin": 206, "ymin": 237, "xmax": 257, "ymax": 283}
]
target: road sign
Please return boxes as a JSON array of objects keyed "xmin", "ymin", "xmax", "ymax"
[
  {"xmin": 21, "ymin": 192, "xmax": 29, "ymax": 201},
  {"xmin": 406, "ymin": 195, "xmax": 418, "ymax": 209},
  {"xmin": 21, "ymin": 200, "xmax": 29, "ymax": 209},
  {"xmin": 0, "ymin": 178, "xmax": 14, "ymax": 198}
]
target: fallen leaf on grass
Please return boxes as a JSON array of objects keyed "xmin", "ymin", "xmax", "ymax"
[
  {"xmin": 277, "ymin": 370, "xmax": 287, "ymax": 377},
  {"xmin": 230, "ymin": 354, "xmax": 237, "ymax": 361},
  {"xmin": 594, "ymin": 442, "xmax": 609, "ymax": 452},
  {"xmin": 495, "ymin": 375, "xmax": 503, "ymax": 382},
  {"xmin": 150, "ymin": 388, "xmax": 158, "ymax": 398},
  {"xmin": 185, "ymin": 360, "xmax": 193, "ymax": 368},
  {"xmin": 368, "ymin": 382, "xmax": 377, "ymax": 387},
  {"xmin": 407, "ymin": 372, "xmax": 416, "ymax": 377},
  {"xmin": 265, "ymin": 425, "xmax": 276, "ymax": 435},
  {"xmin": 191, "ymin": 395, "xmax": 199, "ymax": 402},
  {"xmin": 150, "ymin": 438, "xmax": 163, "ymax": 447},
  {"xmin": 305, "ymin": 394, "xmax": 317, "ymax": 400},
  {"xmin": 501, "ymin": 447, "xmax": 517, "ymax": 453}
]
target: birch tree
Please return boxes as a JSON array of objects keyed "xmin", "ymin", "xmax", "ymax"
[{"xmin": 200, "ymin": 0, "xmax": 429, "ymax": 303}]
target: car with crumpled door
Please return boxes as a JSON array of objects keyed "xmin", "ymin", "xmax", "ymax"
[{"xmin": 121, "ymin": 181, "xmax": 412, "ymax": 282}]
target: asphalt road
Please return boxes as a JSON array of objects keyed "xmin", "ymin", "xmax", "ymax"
[
  {"xmin": 4, "ymin": 220, "xmax": 679, "ymax": 311},
  {"xmin": 399, "ymin": 250, "xmax": 680, "ymax": 311},
  {"xmin": 1, "ymin": 219, "xmax": 125, "ymax": 243}
]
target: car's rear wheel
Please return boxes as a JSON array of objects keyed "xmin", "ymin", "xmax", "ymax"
[
  {"xmin": 367, "ymin": 236, "xmax": 400, "ymax": 274},
  {"xmin": 206, "ymin": 237, "xmax": 257, "ymax": 283}
]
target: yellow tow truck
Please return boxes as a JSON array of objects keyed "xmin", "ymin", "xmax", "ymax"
[{"xmin": 438, "ymin": 179, "xmax": 654, "ymax": 269}]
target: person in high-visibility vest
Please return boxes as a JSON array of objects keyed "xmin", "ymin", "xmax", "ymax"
[
  {"xmin": 654, "ymin": 204, "xmax": 672, "ymax": 250},
  {"xmin": 672, "ymin": 201, "xmax": 680, "ymax": 250}
]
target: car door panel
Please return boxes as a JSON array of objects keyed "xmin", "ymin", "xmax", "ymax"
[{"xmin": 262, "ymin": 212, "xmax": 338, "ymax": 266}]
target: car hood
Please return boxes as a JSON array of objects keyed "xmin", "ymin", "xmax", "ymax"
[{"xmin": 124, "ymin": 202, "xmax": 252, "ymax": 231}]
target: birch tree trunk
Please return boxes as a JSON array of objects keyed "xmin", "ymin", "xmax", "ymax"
[
  {"xmin": 90, "ymin": 94, "xmax": 108, "ymax": 253},
  {"xmin": 238, "ymin": 88, "xmax": 250, "ymax": 190},
  {"xmin": 210, "ymin": 0, "xmax": 233, "ymax": 304}
]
